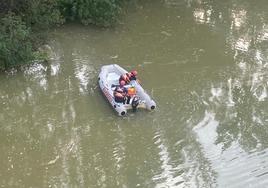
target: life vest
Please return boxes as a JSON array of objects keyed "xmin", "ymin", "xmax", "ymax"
[
  {"xmin": 128, "ymin": 73, "xmax": 136, "ymax": 81},
  {"xmin": 114, "ymin": 86, "xmax": 126, "ymax": 103},
  {"xmin": 114, "ymin": 91, "xmax": 124, "ymax": 103},
  {"xmin": 119, "ymin": 74, "xmax": 130, "ymax": 83},
  {"xmin": 127, "ymin": 87, "xmax": 136, "ymax": 96},
  {"xmin": 129, "ymin": 71, "xmax": 137, "ymax": 81},
  {"xmin": 114, "ymin": 86, "xmax": 124, "ymax": 93},
  {"xmin": 114, "ymin": 94, "xmax": 125, "ymax": 103}
]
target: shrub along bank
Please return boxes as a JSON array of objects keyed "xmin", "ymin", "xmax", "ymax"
[{"xmin": 0, "ymin": 0, "xmax": 125, "ymax": 71}]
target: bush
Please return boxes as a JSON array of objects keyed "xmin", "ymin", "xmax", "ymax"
[
  {"xmin": 22, "ymin": 0, "xmax": 64, "ymax": 30},
  {"xmin": 58, "ymin": 0, "xmax": 122, "ymax": 26},
  {"xmin": 0, "ymin": 0, "xmax": 128, "ymax": 70},
  {"xmin": 0, "ymin": 14, "xmax": 34, "ymax": 70}
]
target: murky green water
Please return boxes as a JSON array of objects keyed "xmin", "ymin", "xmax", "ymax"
[{"xmin": 1, "ymin": 0, "xmax": 268, "ymax": 187}]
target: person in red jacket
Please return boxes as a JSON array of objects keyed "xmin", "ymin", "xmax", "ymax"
[
  {"xmin": 119, "ymin": 70, "xmax": 138, "ymax": 85},
  {"xmin": 128, "ymin": 70, "xmax": 138, "ymax": 81},
  {"xmin": 114, "ymin": 80, "xmax": 127, "ymax": 103},
  {"xmin": 119, "ymin": 74, "xmax": 130, "ymax": 85}
]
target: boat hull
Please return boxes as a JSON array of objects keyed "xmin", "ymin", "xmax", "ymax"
[{"xmin": 98, "ymin": 64, "xmax": 156, "ymax": 116}]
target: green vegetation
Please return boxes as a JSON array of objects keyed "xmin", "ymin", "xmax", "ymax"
[
  {"xmin": 58, "ymin": 0, "xmax": 122, "ymax": 26},
  {"xmin": 0, "ymin": 0, "xmax": 126, "ymax": 71},
  {"xmin": 0, "ymin": 14, "xmax": 33, "ymax": 70}
]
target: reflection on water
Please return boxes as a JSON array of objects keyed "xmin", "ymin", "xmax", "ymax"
[
  {"xmin": 1, "ymin": 0, "xmax": 268, "ymax": 187},
  {"xmin": 231, "ymin": 10, "xmax": 247, "ymax": 29},
  {"xmin": 193, "ymin": 8, "xmax": 213, "ymax": 25},
  {"xmin": 152, "ymin": 128, "xmax": 185, "ymax": 188}
]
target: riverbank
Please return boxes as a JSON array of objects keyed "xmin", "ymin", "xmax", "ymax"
[{"xmin": 0, "ymin": 0, "xmax": 128, "ymax": 71}]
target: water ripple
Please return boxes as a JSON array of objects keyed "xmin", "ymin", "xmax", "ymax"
[
  {"xmin": 153, "ymin": 130, "xmax": 185, "ymax": 188},
  {"xmin": 193, "ymin": 111, "xmax": 268, "ymax": 187}
]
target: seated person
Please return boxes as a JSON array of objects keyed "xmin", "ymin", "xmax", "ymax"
[
  {"xmin": 124, "ymin": 86, "xmax": 137, "ymax": 105},
  {"xmin": 127, "ymin": 70, "xmax": 138, "ymax": 81},
  {"xmin": 118, "ymin": 70, "xmax": 138, "ymax": 85},
  {"xmin": 127, "ymin": 86, "xmax": 136, "ymax": 97},
  {"xmin": 114, "ymin": 80, "xmax": 127, "ymax": 103},
  {"xmin": 119, "ymin": 74, "xmax": 130, "ymax": 85},
  {"xmin": 114, "ymin": 81, "xmax": 138, "ymax": 104}
]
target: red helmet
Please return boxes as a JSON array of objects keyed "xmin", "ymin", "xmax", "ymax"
[
  {"xmin": 131, "ymin": 70, "xmax": 137, "ymax": 76},
  {"xmin": 119, "ymin": 80, "xmax": 126, "ymax": 86}
]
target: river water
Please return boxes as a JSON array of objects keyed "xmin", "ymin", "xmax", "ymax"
[{"xmin": 1, "ymin": 0, "xmax": 268, "ymax": 187}]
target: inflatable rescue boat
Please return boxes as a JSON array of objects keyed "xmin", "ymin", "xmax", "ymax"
[{"xmin": 98, "ymin": 64, "xmax": 156, "ymax": 116}]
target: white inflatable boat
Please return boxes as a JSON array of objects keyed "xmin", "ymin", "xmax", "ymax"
[{"xmin": 98, "ymin": 64, "xmax": 156, "ymax": 116}]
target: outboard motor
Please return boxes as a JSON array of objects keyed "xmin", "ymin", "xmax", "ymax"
[
  {"xmin": 131, "ymin": 96, "xmax": 140, "ymax": 112},
  {"xmin": 132, "ymin": 81, "xmax": 156, "ymax": 111}
]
